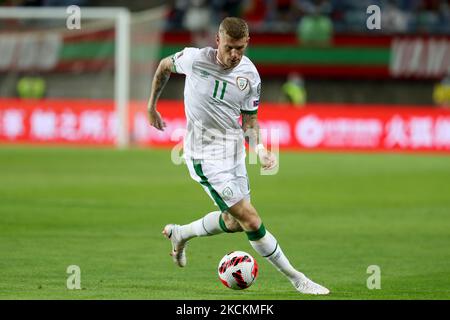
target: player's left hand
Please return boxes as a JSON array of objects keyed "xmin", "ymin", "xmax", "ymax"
[{"xmin": 258, "ymin": 149, "xmax": 277, "ymax": 170}]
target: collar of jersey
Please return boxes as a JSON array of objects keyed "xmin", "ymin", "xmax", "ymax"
[{"xmin": 215, "ymin": 50, "xmax": 237, "ymax": 71}]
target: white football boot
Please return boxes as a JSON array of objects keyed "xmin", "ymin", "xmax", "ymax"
[
  {"xmin": 162, "ymin": 224, "xmax": 187, "ymax": 267},
  {"xmin": 291, "ymin": 272, "xmax": 330, "ymax": 295}
]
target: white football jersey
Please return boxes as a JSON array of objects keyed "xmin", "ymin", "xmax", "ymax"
[{"xmin": 172, "ymin": 47, "xmax": 261, "ymax": 161}]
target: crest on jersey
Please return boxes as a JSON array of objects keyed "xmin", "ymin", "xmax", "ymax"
[{"xmin": 236, "ymin": 77, "xmax": 249, "ymax": 91}]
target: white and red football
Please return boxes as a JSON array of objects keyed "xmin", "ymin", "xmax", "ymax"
[{"xmin": 218, "ymin": 251, "xmax": 258, "ymax": 290}]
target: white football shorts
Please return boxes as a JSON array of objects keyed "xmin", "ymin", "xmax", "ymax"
[{"xmin": 186, "ymin": 157, "xmax": 251, "ymax": 212}]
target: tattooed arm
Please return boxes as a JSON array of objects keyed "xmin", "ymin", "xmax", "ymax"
[
  {"xmin": 147, "ymin": 56, "xmax": 174, "ymax": 131},
  {"xmin": 242, "ymin": 113, "xmax": 277, "ymax": 170},
  {"xmin": 242, "ymin": 113, "xmax": 260, "ymax": 149}
]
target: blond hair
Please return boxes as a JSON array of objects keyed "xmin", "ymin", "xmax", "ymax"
[{"xmin": 219, "ymin": 17, "xmax": 249, "ymax": 39}]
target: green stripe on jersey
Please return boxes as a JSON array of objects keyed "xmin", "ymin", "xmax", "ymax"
[{"xmin": 241, "ymin": 109, "xmax": 258, "ymax": 115}]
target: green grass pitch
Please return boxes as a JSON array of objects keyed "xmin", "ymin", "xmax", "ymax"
[{"xmin": 1, "ymin": 146, "xmax": 449, "ymax": 299}]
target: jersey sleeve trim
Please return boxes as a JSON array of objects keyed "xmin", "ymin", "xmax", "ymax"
[
  {"xmin": 241, "ymin": 109, "xmax": 258, "ymax": 115},
  {"xmin": 170, "ymin": 54, "xmax": 178, "ymax": 73}
]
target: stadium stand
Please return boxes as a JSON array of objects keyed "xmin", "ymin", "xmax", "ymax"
[{"xmin": 0, "ymin": 0, "xmax": 449, "ymax": 105}]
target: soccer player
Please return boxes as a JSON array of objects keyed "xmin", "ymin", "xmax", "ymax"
[{"xmin": 147, "ymin": 17, "xmax": 329, "ymax": 295}]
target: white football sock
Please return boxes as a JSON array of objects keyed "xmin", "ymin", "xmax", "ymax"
[
  {"xmin": 178, "ymin": 211, "xmax": 225, "ymax": 241},
  {"xmin": 249, "ymin": 228, "xmax": 300, "ymax": 281}
]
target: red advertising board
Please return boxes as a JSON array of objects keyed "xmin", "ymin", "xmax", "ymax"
[
  {"xmin": 0, "ymin": 99, "xmax": 116, "ymax": 146},
  {"xmin": 1, "ymin": 98, "xmax": 450, "ymax": 153}
]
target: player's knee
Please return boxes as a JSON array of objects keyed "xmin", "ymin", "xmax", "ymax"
[
  {"xmin": 228, "ymin": 200, "xmax": 261, "ymax": 231},
  {"xmin": 245, "ymin": 216, "xmax": 262, "ymax": 231}
]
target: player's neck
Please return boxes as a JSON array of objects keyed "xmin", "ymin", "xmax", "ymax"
[{"xmin": 215, "ymin": 50, "xmax": 233, "ymax": 70}]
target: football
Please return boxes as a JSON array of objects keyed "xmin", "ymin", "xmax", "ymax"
[{"xmin": 217, "ymin": 251, "xmax": 258, "ymax": 290}]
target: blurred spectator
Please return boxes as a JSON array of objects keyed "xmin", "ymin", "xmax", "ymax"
[
  {"xmin": 433, "ymin": 75, "xmax": 450, "ymax": 108},
  {"xmin": 328, "ymin": 0, "xmax": 350, "ymax": 32},
  {"xmin": 281, "ymin": 72, "xmax": 307, "ymax": 106},
  {"xmin": 275, "ymin": 0, "xmax": 297, "ymax": 29},
  {"xmin": 242, "ymin": 0, "xmax": 268, "ymax": 30},
  {"xmin": 263, "ymin": 0, "xmax": 299, "ymax": 32},
  {"xmin": 165, "ymin": 0, "xmax": 189, "ymax": 30},
  {"xmin": 161, "ymin": 0, "xmax": 450, "ymax": 34},
  {"xmin": 185, "ymin": 0, "xmax": 215, "ymax": 47},
  {"xmin": 16, "ymin": 74, "xmax": 47, "ymax": 99},
  {"xmin": 381, "ymin": 0, "xmax": 410, "ymax": 33},
  {"xmin": 212, "ymin": 0, "xmax": 244, "ymax": 26},
  {"xmin": 297, "ymin": 13, "xmax": 333, "ymax": 45},
  {"xmin": 184, "ymin": 0, "xmax": 210, "ymax": 32},
  {"xmin": 413, "ymin": 0, "xmax": 450, "ymax": 34},
  {"xmin": 165, "ymin": 0, "xmax": 214, "ymax": 47}
]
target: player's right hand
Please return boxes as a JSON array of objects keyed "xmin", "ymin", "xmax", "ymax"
[{"xmin": 148, "ymin": 108, "xmax": 167, "ymax": 131}]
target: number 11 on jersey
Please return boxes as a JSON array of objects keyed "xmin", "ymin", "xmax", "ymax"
[{"xmin": 213, "ymin": 80, "xmax": 227, "ymax": 100}]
